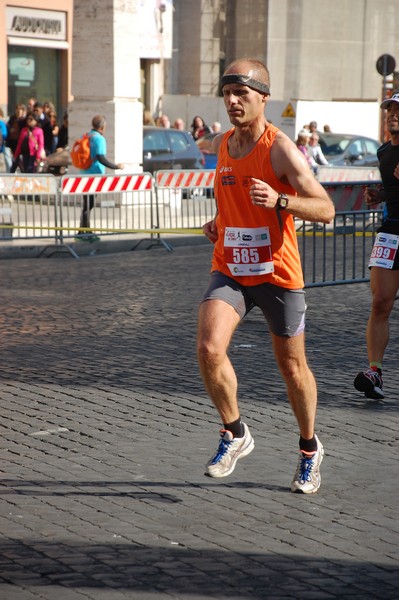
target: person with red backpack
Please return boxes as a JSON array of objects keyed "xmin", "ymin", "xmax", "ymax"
[{"xmin": 75, "ymin": 114, "xmax": 124, "ymax": 241}]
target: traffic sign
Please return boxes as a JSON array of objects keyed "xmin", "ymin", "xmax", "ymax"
[
  {"xmin": 376, "ymin": 54, "xmax": 396, "ymax": 76},
  {"xmin": 281, "ymin": 102, "xmax": 295, "ymax": 118}
]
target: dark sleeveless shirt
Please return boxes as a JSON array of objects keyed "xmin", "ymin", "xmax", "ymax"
[{"xmin": 377, "ymin": 141, "xmax": 399, "ymax": 220}]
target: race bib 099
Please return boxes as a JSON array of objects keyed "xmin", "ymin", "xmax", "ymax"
[{"xmin": 368, "ymin": 232, "xmax": 399, "ymax": 269}]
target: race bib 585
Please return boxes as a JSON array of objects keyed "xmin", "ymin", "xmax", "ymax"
[{"xmin": 224, "ymin": 227, "xmax": 273, "ymax": 276}]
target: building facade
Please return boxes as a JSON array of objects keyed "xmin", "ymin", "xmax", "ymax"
[
  {"xmin": 169, "ymin": 0, "xmax": 399, "ymax": 104},
  {"xmin": 2, "ymin": 0, "xmax": 399, "ymax": 157},
  {"xmin": 0, "ymin": 1, "xmax": 74, "ymax": 119}
]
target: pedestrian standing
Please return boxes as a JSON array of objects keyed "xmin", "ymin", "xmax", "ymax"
[
  {"xmin": 308, "ymin": 132, "xmax": 329, "ymax": 168},
  {"xmin": 77, "ymin": 115, "xmax": 124, "ymax": 241},
  {"xmin": 0, "ymin": 109, "xmax": 8, "ymax": 173},
  {"xmin": 11, "ymin": 112, "xmax": 44, "ymax": 173}
]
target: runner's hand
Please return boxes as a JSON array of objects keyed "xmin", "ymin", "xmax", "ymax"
[
  {"xmin": 364, "ymin": 187, "xmax": 384, "ymax": 208},
  {"xmin": 203, "ymin": 218, "xmax": 218, "ymax": 243},
  {"xmin": 249, "ymin": 178, "xmax": 278, "ymax": 209}
]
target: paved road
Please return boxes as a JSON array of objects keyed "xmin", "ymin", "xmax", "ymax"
[{"xmin": 0, "ymin": 243, "xmax": 398, "ymax": 600}]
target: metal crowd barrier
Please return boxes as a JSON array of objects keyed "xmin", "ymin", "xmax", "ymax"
[
  {"xmin": 155, "ymin": 169, "xmax": 216, "ymax": 232},
  {"xmin": 59, "ymin": 171, "xmax": 155, "ymax": 241},
  {"xmin": 0, "ymin": 171, "xmax": 383, "ymax": 287},
  {"xmin": 297, "ymin": 209, "xmax": 382, "ymax": 287},
  {"xmin": 0, "ymin": 173, "xmax": 59, "ymax": 241}
]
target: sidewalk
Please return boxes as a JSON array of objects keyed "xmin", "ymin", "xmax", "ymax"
[
  {"xmin": 0, "ymin": 244, "xmax": 398, "ymax": 600},
  {"xmin": 0, "ymin": 232, "xmax": 208, "ymax": 260}
]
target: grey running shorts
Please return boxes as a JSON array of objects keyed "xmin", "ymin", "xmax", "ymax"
[{"xmin": 201, "ymin": 271, "xmax": 306, "ymax": 337}]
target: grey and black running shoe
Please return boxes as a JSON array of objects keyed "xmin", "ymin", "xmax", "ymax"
[{"xmin": 354, "ymin": 367, "xmax": 384, "ymax": 399}]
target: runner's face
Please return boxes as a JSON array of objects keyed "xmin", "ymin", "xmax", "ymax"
[
  {"xmin": 222, "ymin": 83, "xmax": 265, "ymax": 126},
  {"xmin": 386, "ymin": 103, "xmax": 399, "ymax": 135}
]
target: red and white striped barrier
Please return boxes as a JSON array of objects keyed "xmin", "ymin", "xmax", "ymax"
[
  {"xmin": 156, "ymin": 169, "xmax": 215, "ymax": 188},
  {"xmin": 318, "ymin": 166, "xmax": 381, "ymax": 183},
  {"xmin": 325, "ymin": 184, "xmax": 366, "ymax": 211},
  {"xmin": 61, "ymin": 173, "xmax": 153, "ymax": 195}
]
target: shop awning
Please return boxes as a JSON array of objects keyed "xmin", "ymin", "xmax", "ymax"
[{"xmin": 8, "ymin": 36, "xmax": 69, "ymax": 49}]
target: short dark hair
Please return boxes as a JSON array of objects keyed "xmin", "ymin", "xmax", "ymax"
[
  {"xmin": 224, "ymin": 58, "xmax": 271, "ymax": 90},
  {"xmin": 26, "ymin": 111, "xmax": 37, "ymax": 122},
  {"xmin": 92, "ymin": 115, "xmax": 106, "ymax": 130}
]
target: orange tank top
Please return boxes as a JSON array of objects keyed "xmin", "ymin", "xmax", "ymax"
[{"xmin": 212, "ymin": 124, "xmax": 304, "ymax": 289}]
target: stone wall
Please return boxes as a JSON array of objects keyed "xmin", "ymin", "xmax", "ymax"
[{"xmin": 169, "ymin": 0, "xmax": 399, "ymax": 104}]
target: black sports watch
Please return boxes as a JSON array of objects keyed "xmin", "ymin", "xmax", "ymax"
[{"xmin": 277, "ymin": 193, "xmax": 289, "ymax": 210}]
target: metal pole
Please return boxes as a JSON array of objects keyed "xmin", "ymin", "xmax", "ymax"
[{"xmin": 379, "ymin": 66, "xmax": 388, "ymax": 144}]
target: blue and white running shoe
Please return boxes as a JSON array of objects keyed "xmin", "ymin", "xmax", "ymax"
[
  {"xmin": 291, "ymin": 435, "xmax": 324, "ymax": 494},
  {"xmin": 205, "ymin": 422, "xmax": 254, "ymax": 478}
]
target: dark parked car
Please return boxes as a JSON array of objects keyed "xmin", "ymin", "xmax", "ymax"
[
  {"xmin": 42, "ymin": 130, "xmax": 381, "ymax": 174},
  {"xmin": 143, "ymin": 126, "xmax": 204, "ymax": 172},
  {"xmin": 318, "ymin": 133, "xmax": 380, "ymax": 167},
  {"xmin": 40, "ymin": 128, "xmax": 206, "ymax": 175}
]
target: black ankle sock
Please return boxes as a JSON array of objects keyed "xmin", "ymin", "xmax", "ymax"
[
  {"xmin": 223, "ymin": 418, "xmax": 244, "ymax": 438},
  {"xmin": 299, "ymin": 436, "xmax": 317, "ymax": 453}
]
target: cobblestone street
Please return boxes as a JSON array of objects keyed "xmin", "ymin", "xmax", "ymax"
[{"xmin": 0, "ymin": 243, "xmax": 398, "ymax": 599}]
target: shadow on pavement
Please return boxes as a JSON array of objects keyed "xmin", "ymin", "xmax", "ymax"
[{"xmin": 1, "ymin": 537, "xmax": 397, "ymax": 599}]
